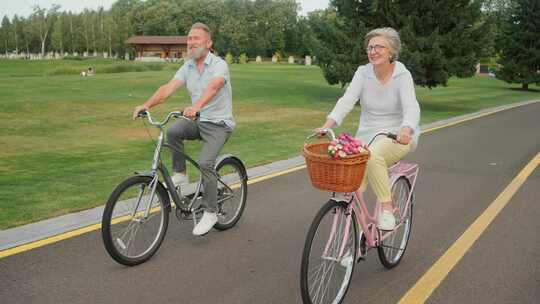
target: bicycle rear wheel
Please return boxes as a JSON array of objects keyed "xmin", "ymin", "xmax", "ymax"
[
  {"xmin": 213, "ymin": 157, "xmax": 247, "ymax": 230},
  {"xmin": 102, "ymin": 175, "xmax": 169, "ymax": 266},
  {"xmin": 300, "ymin": 200, "xmax": 357, "ymax": 304},
  {"xmin": 377, "ymin": 177, "xmax": 412, "ymax": 269}
]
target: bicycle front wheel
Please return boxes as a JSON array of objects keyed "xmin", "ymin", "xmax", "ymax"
[
  {"xmin": 377, "ymin": 176, "xmax": 413, "ymax": 269},
  {"xmin": 213, "ymin": 157, "xmax": 247, "ymax": 230},
  {"xmin": 300, "ymin": 200, "xmax": 357, "ymax": 304},
  {"xmin": 102, "ymin": 175, "xmax": 169, "ymax": 266}
]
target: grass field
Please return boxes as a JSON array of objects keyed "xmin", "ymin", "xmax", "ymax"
[{"xmin": 0, "ymin": 59, "xmax": 539, "ymax": 229}]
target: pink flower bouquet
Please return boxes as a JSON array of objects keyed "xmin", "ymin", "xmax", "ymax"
[{"xmin": 327, "ymin": 133, "xmax": 367, "ymax": 159}]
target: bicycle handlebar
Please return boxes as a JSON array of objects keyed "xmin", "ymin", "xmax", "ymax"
[
  {"xmin": 306, "ymin": 128, "xmax": 337, "ymax": 141},
  {"xmin": 307, "ymin": 128, "xmax": 397, "ymax": 147},
  {"xmin": 137, "ymin": 110, "xmax": 200, "ymax": 127}
]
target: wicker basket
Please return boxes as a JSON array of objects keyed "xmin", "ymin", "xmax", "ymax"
[{"xmin": 302, "ymin": 142, "xmax": 370, "ymax": 192}]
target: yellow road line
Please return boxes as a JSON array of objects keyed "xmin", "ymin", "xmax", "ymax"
[
  {"xmin": 0, "ymin": 102, "xmax": 536, "ymax": 259},
  {"xmin": 0, "ymin": 223, "xmax": 102, "ymax": 259},
  {"xmin": 399, "ymin": 152, "xmax": 540, "ymax": 304}
]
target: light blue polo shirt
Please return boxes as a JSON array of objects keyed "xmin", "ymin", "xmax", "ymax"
[{"xmin": 174, "ymin": 52, "xmax": 235, "ymax": 129}]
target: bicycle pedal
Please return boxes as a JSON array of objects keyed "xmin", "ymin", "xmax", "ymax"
[{"xmin": 175, "ymin": 209, "xmax": 202, "ymax": 221}]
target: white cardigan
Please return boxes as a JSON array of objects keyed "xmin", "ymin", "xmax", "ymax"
[{"xmin": 328, "ymin": 61, "xmax": 421, "ymax": 149}]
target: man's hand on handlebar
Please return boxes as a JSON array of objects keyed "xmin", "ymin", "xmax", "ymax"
[
  {"xmin": 133, "ymin": 105, "xmax": 149, "ymax": 120},
  {"xmin": 183, "ymin": 105, "xmax": 200, "ymax": 119}
]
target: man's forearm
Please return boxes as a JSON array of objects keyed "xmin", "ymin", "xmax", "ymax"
[
  {"xmin": 194, "ymin": 86, "xmax": 219, "ymax": 110},
  {"xmin": 193, "ymin": 77, "xmax": 225, "ymax": 110},
  {"xmin": 144, "ymin": 79, "xmax": 183, "ymax": 109}
]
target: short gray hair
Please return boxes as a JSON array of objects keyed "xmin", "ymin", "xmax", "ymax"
[
  {"xmin": 190, "ymin": 22, "xmax": 212, "ymax": 39},
  {"xmin": 364, "ymin": 27, "xmax": 401, "ymax": 61}
]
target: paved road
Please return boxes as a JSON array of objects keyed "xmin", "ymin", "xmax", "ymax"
[{"xmin": 1, "ymin": 102, "xmax": 539, "ymax": 304}]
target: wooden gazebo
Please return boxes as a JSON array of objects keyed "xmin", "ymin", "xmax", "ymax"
[{"xmin": 126, "ymin": 36, "xmax": 188, "ymax": 59}]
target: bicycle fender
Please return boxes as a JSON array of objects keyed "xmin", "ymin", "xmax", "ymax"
[
  {"xmin": 135, "ymin": 171, "xmax": 155, "ymax": 178},
  {"xmin": 215, "ymin": 154, "xmax": 248, "ymax": 179}
]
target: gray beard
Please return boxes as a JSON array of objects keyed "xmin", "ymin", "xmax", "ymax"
[{"xmin": 189, "ymin": 47, "xmax": 206, "ymax": 59}]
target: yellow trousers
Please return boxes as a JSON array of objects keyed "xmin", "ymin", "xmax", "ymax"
[{"xmin": 359, "ymin": 138, "xmax": 411, "ymax": 202}]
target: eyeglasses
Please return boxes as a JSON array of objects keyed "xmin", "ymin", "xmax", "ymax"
[{"xmin": 366, "ymin": 44, "xmax": 387, "ymax": 53}]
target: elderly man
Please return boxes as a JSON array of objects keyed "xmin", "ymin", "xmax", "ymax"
[{"xmin": 132, "ymin": 22, "xmax": 235, "ymax": 236}]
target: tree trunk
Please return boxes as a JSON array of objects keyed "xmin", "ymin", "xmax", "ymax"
[
  {"xmin": 41, "ymin": 29, "xmax": 49, "ymax": 57},
  {"xmin": 70, "ymin": 17, "xmax": 74, "ymax": 53},
  {"xmin": 14, "ymin": 33, "xmax": 18, "ymax": 54},
  {"xmin": 522, "ymin": 83, "xmax": 529, "ymax": 90}
]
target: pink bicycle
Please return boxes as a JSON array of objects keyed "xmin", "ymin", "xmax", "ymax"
[{"xmin": 300, "ymin": 129, "xmax": 419, "ymax": 304}]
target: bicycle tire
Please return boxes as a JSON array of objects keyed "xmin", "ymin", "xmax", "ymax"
[
  {"xmin": 377, "ymin": 176, "xmax": 413, "ymax": 269},
  {"xmin": 300, "ymin": 200, "xmax": 357, "ymax": 304},
  {"xmin": 213, "ymin": 156, "xmax": 248, "ymax": 230},
  {"xmin": 102, "ymin": 175, "xmax": 169, "ymax": 266}
]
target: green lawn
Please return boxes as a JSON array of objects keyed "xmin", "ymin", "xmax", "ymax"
[{"xmin": 0, "ymin": 59, "xmax": 539, "ymax": 229}]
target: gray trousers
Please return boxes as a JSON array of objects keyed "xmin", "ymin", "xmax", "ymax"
[{"xmin": 166, "ymin": 120, "xmax": 232, "ymax": 212}]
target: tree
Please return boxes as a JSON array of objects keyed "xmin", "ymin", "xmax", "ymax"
[
  {"xmin": 311, "ymin": 0, "xmax": 491, "ymax": 88},
  {"xmin": 12, "ymin": 15, "xmax": 22, "ymax": 54},
  {"xmin": 29, "ymin": 5, "xmax": 60, "ymax": 56},
  {"xmin": 307, "ymin": 9, "xmax": 368, "ymax": 88},
  {"xmin": 496, "ymin": 0, "xmax": 540, "ymax": 90},
  {"xmin": 110, "ymin": 0, "xmax": 140, "ymax": 56},
  {"xmin": 51, "ymin": 12, "xmax": 67, "ymax": 53},
  {"xmin": 103, "ymin": 13, "xmax": 115, "ymax": 56},
  {"xmin": 384, "ymin": 0, "xmax": 492, "ymax": 87},
  {"xmin": 215, "ymin": 0, "xmax": 250, "ymax": 56},
  {"xmin": 1, "ymin": 15, "xmax": 11, "ymax": 55}
]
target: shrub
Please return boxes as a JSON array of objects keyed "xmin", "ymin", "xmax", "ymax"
[
  {"xmin": 239, "ymin": 53, "xmax": 247, "ymax": 64},
  {"xmin": 225, "ymin": 52, "xmax": 234, "ymax": 65},
  {"xmin": 99, "ymin": 63, "xmax": 165, "ymax": 73},
  {"xmin": 44, "ymin": 66, "xmax": 83, "ymax": 76},
  {"xmin": 62, "ymin": 55, "xmax": 85, "ymax": 61}
]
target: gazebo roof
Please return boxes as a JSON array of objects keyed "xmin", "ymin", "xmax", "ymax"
[{"xmin": 126, "ymin": 36, "xmax": 188, "ymax": 45}]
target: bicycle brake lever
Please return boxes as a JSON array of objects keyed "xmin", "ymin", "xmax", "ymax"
[{"xmin": 387, "ymin": 133, "xmax": 397, "ymax": 140}]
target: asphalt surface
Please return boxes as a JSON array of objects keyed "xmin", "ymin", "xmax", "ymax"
[{"xmin": 1, "ymin": 102, "xmax": 539, "ymax": 304}]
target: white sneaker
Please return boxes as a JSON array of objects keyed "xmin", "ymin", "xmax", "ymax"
[
  {"xmin": 172, "ymin": 173, "xmax": 189, "ymax": 190},
  {"xmin": 192, "ymin": 211, "xmax": 218, "ymax": 236},
  {"xmin": 377, "ymin": 209, "xmax": 396, "ymax": 231}
]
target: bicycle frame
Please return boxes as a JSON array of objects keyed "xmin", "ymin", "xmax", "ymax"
[
  {"xmin": 327, "ymin": 161, "xmax": 419, "ymax": 262},
  {"xmin": 138, "ymin": 112, "xmax": 238, "ymax": 215}
]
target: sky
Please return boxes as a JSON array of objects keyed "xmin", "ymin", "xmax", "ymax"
[{"xmin": 0, "ymin": 0, "xmax": 330, "ymax": 19}]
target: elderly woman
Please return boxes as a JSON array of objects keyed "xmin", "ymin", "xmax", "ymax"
[{"xmin": 318, "ymin": 27, "xmax": 420, "ymax": 230}]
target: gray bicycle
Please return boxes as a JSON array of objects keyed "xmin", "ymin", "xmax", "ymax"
[{"xmin": 101, "ymin": 110, "xmax": 248, "ymax": 266}]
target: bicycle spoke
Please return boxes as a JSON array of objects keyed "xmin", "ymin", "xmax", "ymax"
[{"xmin": 116, "ymin": 219, "xmax": 138, "ymax": 248}]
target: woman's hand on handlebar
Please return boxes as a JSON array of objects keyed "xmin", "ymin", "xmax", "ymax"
[
  {"xmin": 132, "ymin": 105, "xmax": 149, "ymax": 120},
  {"xmin": 396, "ymin": 127, "xmax": 413, "ymax": 145},
  {"xmin": 316, "ymin": 119, "xmax": 337, "ymax": 137},
  {"xmin": 314, "ymin": 127, "xmax": 328, "ymax": 138}
]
